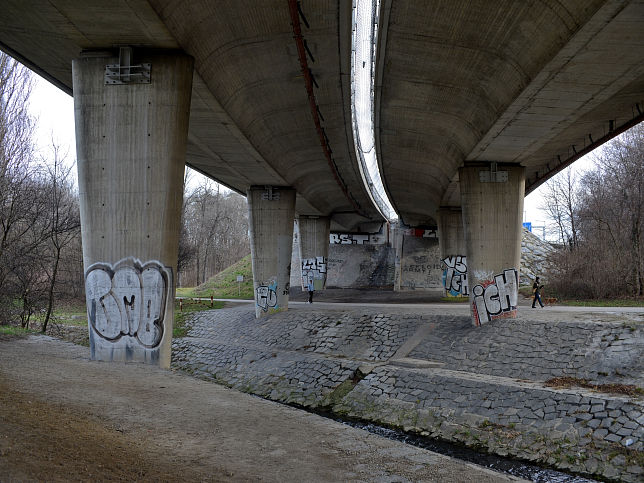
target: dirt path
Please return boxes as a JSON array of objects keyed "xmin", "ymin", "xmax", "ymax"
[{"xmin": 0, "ymin": 335, "xmax": 524, "ymax": 482}]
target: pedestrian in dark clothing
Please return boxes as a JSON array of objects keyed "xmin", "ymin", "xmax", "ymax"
[
  {"xmin": 307, "ymin": 276, "xmax": 315, "ymax": 304},
  {"xmin": 532, "ymin": 276, "xmax": 544, "ymax": 308}
]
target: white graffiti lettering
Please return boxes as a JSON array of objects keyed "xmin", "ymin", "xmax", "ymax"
[
  {"xmin": 256, "ymin": 281, "xmax": 278, "ymax": 312},
  {"xmin": 85, "ymin": 258, "xmax": 169, "ymax": 348},
  {"xmin": 301, "ymin": 256, "xmax": 327, "ymax": 274},
  {"xmin": 442, "ymin": 255, "xmax": 468, "ymax": 296},
  {"xmin": 330, "ymin": 233, "xmax": 370, "ymax": 245},
  {"xmin": 472, "ymin": 268, "xmax": 518, "ymax": 326}
]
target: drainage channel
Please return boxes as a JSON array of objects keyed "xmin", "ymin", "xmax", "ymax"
[
  {"xmin": 294, "ymin": 404, "xmax": 599, "ymax": 483},
  {"xmin": 341, "ymin": 419, "xmax": 598, "ymax": 483}
]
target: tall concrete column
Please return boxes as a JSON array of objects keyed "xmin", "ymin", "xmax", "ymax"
[
  {"xmin": 73, "ymin": 50, "xmax": 194, "ymax": 367},
  {"xmin": 460, "ymin": 163, "xmax": 525, "ymax": 326},
  {"xmin": 392, "ymin": 222, "xmax": 404, "ymax": 291},
  {"xmin": 437, "ymin": 208, "xmax": 467, "ymax": 297},
  {"xmin": 248, "ymin": 186, "xmax": 296, "ymax": 318},
  {"xmin": 298, "ymin": 216, "xmax": 330, "ymax": 290}
]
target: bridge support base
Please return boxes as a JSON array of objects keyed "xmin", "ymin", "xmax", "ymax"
[
  {"xmin": 248, "ymin": 187, "xmax": 296, "ymax": 318},
  {"xmin": 298, "ymin": 216, "xmax": 330, "ymax": 291},
  {"xmin": 459, "ymin": 164, "xmax": 525, "ymax": 326},
  {"xmin": 73, "ymin": 51, "xmax": 194, "ymax": 367}
]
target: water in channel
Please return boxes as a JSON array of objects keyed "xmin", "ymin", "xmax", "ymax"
[{"xmin": 339, "ymin": 419, "xmax": 598, "ymax": 483}]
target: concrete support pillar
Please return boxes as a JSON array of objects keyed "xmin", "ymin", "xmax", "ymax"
[
  {"xmin": 392, "ymin": 222, "xmax": 404, "ymax": 291},
  {"xmin": 73, "ymin": 50, "xmax": 194, "ymax": 367},
  {"xmin": 459, "ymin": 163, "xmax": 525, "ymax": 326},
  {"xmin": 437, "ymin": 208, "xmax": 468, "ymax": 297},
  {"xmin": 247, "ymin": 187, "xmax": 296, "ymax": 318},
  {"xmin": 298, "ymin": 216, "xmax": 330, "ymax": 290}
]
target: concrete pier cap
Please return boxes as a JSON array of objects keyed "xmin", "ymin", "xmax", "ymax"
[
  {"xmin": 73, "ymin": 48, "xmax": 194, "ymax": 367},
  {"xmin": 459, "ymin": 163, "xmax": 525, "ymax": 326},
  {"xmin": 247, "ymin": 186, "xmax": 296, "ymax": 318}
]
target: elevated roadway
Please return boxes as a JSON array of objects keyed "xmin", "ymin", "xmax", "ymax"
[
  {"xmin": 1, "ymin": 1, "xmax": 642, "ymax": 364},
  {"xmin": 3, "ymin": 1, "xmax": 641, "ymax": 228}
]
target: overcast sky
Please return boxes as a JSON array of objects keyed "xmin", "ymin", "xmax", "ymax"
[{"xmin": 28, "ymin": 72, "xmax": 595, "ymax": 233}]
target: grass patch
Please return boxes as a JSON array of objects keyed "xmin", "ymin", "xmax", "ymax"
[
  {"xmin": 173, "ymin": 298, "xmax": 224, "ymax": 338},
  {"xmin": 178, "ymin": 254, "xmax": 254, "ymax": 300},
  {"xmin": 0, "ymin": 325, "xmax": 35, "ymax": 337},
  {"xmin": 440, "ymin": 296, "xmax": 468, "ymax": 303},
  {"xmin": 544, "ymin": 377, "xmax": 643, "ymax": 397}
]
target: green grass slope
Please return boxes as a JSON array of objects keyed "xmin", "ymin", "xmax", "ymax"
[{"xmin": 177, "ymin": 254, "xmax": 254, "ymax": 299}]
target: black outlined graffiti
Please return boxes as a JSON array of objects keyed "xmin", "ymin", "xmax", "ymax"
[
  {"xmin": 442, "ymin": 255, "xmax": 468, "ymax": 296},
  {"xmin": 471, "ymin": 268, "xmax": 518, "ymax": 326},
  {"xmin": 301, "ymin": 256, "xmax": 327, "ymax": 274},
  {"xmin": 256, "ymin": 281, "xmax": 278, "ymax": 312},
  {"xmin": 330, "ymin": 233, "xmax": 370, "ymax": 244},
  {"xmin": 85, "ymin": 258, "xmax": 170, "ymax": 348}
]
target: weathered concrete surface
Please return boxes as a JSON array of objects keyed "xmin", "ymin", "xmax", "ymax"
[
  {"xmin": 172, "ymin": 304, "xmax": 644, "ymax": 482},
  {"xmin": 293, "ymin": 227, "xmax": 556, "ymax": 292},
  {"xmin": 248, "ymin": 187, "xmax": 296, "ymax": 318},
  {"xmin": 4, "ymin": 2, "xmax": 644, "ymax": 230},
  {"xmin": 73, "ymin": 52, "xmax": 193, "ymax": 367},
  {"xmin": 0, "ymin": 336, "xmax": 522, "ymax": 482},
  {"xmin": 326, "ymin": 244, "xmax": 395, "ymax": 289},
  {"xmin": 460, "ymin": 164, "xmax": 525, "ymax": 326},
  {"xmin": 298, "ymin": 216, "xmax": 330, "ymax": 290},
  {"xmin": 398, "ymin": 235, "xmax": 442, "ymax": 292}
]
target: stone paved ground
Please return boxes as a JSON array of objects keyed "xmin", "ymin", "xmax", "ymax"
[{"xmin": 172, "ymin": 304, "xmax": 644, "ymax": 482}]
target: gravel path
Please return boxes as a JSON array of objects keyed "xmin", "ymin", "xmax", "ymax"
[{"xmin": 0, "ymin": 335, "xmax": 523, "ymax": 482}]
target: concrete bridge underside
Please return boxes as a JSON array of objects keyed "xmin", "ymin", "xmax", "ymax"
[{"xmin": 1, "ymin": 0, "xmax": 643, "ymax": 365}]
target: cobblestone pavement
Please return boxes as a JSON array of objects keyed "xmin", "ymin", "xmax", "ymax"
[{"xmin": 172, "ymin": 304, "xmax": 644, "ymax": 482}]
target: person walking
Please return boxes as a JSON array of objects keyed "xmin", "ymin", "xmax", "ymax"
[
  {"xmin": 532, "ymin": 276, "xmax": 544, "ymax": 308},
  {"xmin": 307, "ymin": 275, "xmax": 315, "ymax": 304}
]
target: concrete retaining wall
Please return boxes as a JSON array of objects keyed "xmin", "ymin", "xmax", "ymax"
[{"xmin": 399, "ymin": 235, "xmax": 442, "ymax": 291}]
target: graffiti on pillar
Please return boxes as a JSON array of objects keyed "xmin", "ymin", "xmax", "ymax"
[
  {"xmin": 256, "ymin": 280, "xmax": 278, "ymax": 312},
  {"xmin": 330, "ymin": 233, "xmax": 370, "ymax": 244},
  {"xmin": 442, "ymin": 255, "xmax": 468, "ymax": 296},
  {"xmin": 301, "ymin": 256, "xmax": 327, "ymax": 278},
  {"xmin": 471, "ymin": 268, "xmax": 518, "ymax": 326},
  {"xmin": 85, "ymin": 258, "xmax": 170, "ymax": 348},
  {"xmin": 403, "ymin": 228, "xmax": 438, "ymax": 238}
]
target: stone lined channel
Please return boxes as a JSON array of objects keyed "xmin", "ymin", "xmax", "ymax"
[
  {"xmin": 340, "ymin": 419, "xmax": 597, "ymax": 482},
  {"xmin": 171, "ymin": 305, "xmax": 644, "ymax": 482}
]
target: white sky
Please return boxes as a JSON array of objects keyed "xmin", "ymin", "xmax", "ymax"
[{"xmin": 28, "ymin": 71, "xmax": 596, "ymax": 236}]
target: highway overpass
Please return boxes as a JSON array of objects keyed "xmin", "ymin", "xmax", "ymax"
[{"xmin": 1, "ymin": 0, "xmax": 642, "ymax": 365}]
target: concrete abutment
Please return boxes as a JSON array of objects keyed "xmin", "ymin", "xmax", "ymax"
[{"xmin": 73, "ymin": 50, "xmax": 194, "ymax": 367}]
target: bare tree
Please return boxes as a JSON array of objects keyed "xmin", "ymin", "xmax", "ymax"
[
  {"xmin": 179, "ymin": 175, "xmax": 249, "ymax": 287},
  {"xmin": 0, "ymin": 53, "xmax": 36, "ymax": 295},
  {"xmin": 539, "ymin": 167, "xmax": 579, "ymax": 248},
  {"xmin": 41, "ymin": 142, "xmax": 80, "ymax": 332},
  {"xmin": 545, "ymin": 123, "xmax": 644, "ymax": 298}
]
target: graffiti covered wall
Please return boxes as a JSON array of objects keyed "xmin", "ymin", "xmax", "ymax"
[
  {"xmin": 84, "ymin": 257, "xmax": 171, "ymax": 362},
  {"xmin": 399, "ymin": 234, "xmax": 442, "ymax": 291}
]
